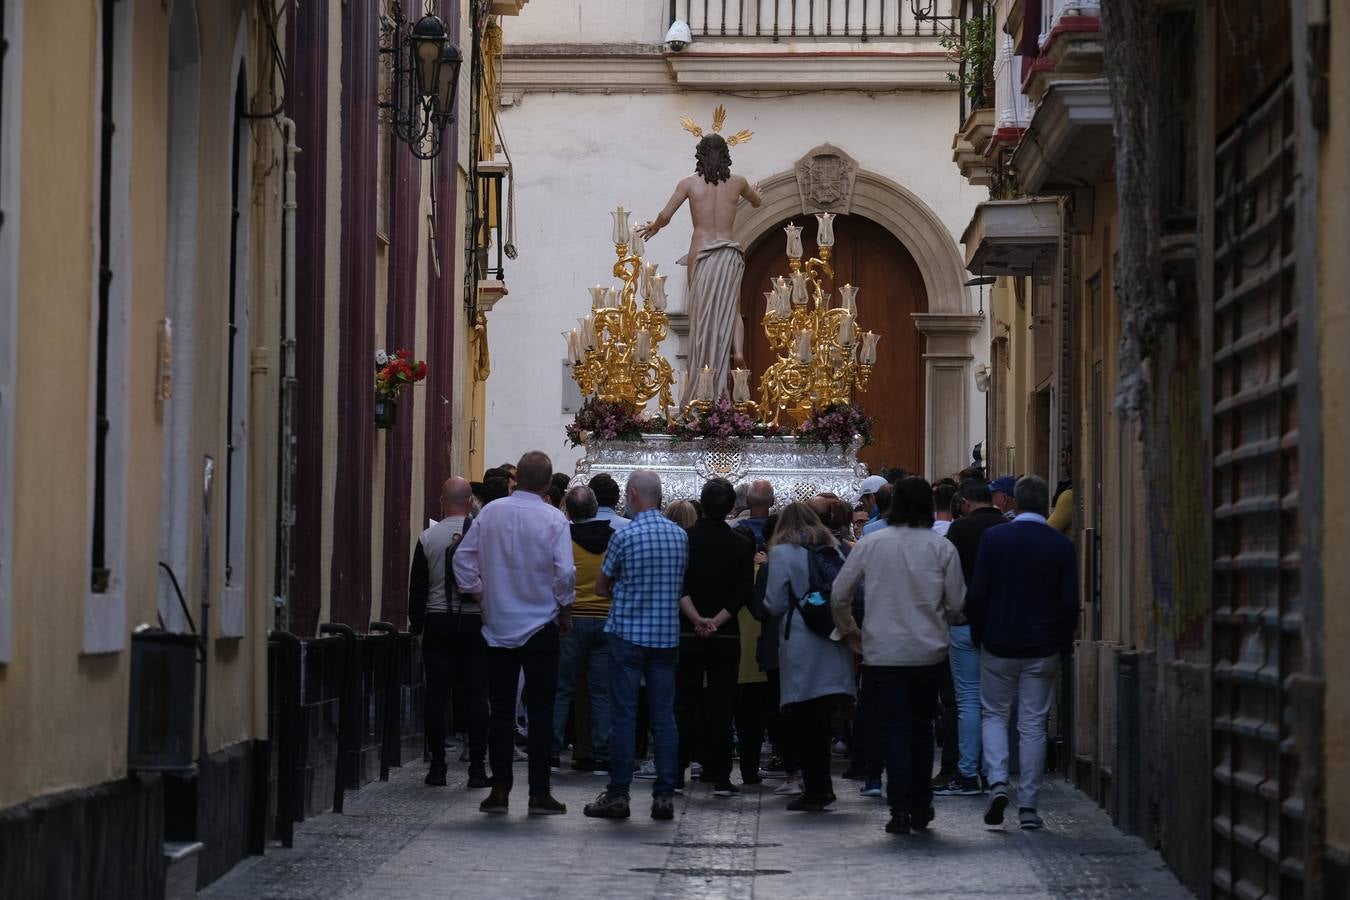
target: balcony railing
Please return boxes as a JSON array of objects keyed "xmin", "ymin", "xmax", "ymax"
[{"xmin": 672, "ymin": 0, "xmax": 963, "ymax": 39}]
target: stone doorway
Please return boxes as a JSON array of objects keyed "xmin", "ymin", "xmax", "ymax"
[{"xmin": 739, "ymin": 215, "xmax": 927, "ymax": 474}]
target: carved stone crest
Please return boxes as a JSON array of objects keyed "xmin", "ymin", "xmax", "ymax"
[{"xmin": 794, "ymin": 144, "xmax": 859, "ymax": 215}]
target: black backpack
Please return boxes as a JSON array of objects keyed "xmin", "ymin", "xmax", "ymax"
[{"xmin": 784, "ymin": 544, "xmax": 846, "ymax": 641}]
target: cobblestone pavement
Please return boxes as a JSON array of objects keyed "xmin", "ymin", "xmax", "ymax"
[{"xmin": 204, "ymin": 753, "xmax": 1194, "ymax": 900}]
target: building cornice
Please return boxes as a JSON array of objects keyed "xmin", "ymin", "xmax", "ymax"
[{"xmin": 501, "ymin": 43, "xmax": 957, "ymax": 94}]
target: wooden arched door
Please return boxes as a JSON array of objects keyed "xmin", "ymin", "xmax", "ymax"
[{"xmin": 739, "ymin": 215, "xmax": 926, "ymax": 473}]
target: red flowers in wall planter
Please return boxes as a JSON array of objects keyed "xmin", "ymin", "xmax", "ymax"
[{"xmin": 374, "ymin": 348, "xmax": 428, "ymax": 429}]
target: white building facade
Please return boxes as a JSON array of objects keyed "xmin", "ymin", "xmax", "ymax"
[{"xmin": 490, "ymin": 0, "xmax": 989, "ymax": 479}]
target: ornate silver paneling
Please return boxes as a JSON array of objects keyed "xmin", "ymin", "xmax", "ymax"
[{"xmin": 573, "ymin": 435, "xmax": 868, "ymax": 507}]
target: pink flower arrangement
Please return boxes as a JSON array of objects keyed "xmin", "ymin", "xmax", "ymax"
[
  {"xmin": 670, "ymin": 395, "xmax": 781, "ymax": 441},
  {"xmin": 566, "ymin": 398, "xmax": 646, "ymax": 447},
  {"xmin": 796, "ymin": 402, "xmax": 874, "ymax": 448}
]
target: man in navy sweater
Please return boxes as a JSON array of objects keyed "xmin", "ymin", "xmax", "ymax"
[{"xmin": 964, "ymin": 475, "xmax": 1078, "ymax": 831}]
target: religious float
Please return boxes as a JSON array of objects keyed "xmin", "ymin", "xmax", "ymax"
[{"xmin": 562, "ymin": 112, "xmax": 882, "ymax": 506}]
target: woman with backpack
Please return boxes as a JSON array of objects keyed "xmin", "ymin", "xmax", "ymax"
[{"xmin": 763, "ymin": 502, "xmax": 856, "ymax": 811}]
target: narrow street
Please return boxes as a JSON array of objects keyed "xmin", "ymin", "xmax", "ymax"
[{"xmin": 204, "ymin": 758, "xmax": 1191, "ymax": 899}]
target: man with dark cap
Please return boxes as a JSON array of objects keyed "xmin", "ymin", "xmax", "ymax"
[{"xmin": 989, "ymin": 475, "xmax": 1018, "ymax": 520}]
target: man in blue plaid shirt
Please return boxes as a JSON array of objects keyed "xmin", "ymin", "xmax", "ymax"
[{"xmin": 585, "ymin": 470, "xmax": 688, "ymax": 821}]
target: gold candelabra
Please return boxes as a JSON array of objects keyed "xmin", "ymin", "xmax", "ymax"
[
  {"xmin": 565, "ymin": 206, "xmax": 677, "ymax": 413},
  {"xmin": 758, "ymin": 213, "xmax": 880, "ymax": 425}
]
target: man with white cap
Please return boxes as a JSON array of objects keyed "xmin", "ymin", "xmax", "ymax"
[{"xmin": 858, "ymin": 475, "xmax": 890, "ymax": 530}]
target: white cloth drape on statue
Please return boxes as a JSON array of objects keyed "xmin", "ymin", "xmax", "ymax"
[{"xmin": 678, "ymin": 239, "xmax": 745, "ymax": 408}]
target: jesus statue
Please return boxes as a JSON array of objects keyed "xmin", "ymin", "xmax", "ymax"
[{"xmin": 637, "ymin": 110, "xmax": 762, "ymax": 408}]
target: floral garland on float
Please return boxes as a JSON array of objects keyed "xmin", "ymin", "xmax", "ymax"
[{"xmin": 565, "ymin": 396, "xmax": 871, "ymax": 449}]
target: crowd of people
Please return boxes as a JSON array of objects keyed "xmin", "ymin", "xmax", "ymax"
[{"xmin": 408, "ymin": 450, "xmax": 1078, "ymax": 835}]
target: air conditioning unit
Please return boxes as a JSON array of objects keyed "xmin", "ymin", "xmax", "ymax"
[{"xmin": 128, "ymin": 629, "xmax": 198, "ymax": 772}]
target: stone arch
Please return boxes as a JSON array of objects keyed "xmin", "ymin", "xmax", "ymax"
[
  {"xmin": 734, "ymin": 162, "xmax": 972, "ymax": 316},
  {"xmin": 734, "ymin": 155, "xmax": 985, "ymax": 479}
]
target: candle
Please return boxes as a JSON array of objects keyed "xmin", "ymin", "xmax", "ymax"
[
  {"xmin": 732, "ymin": 369, "xmax": 751, "ymax": 404},
  {"xmin": 582, "ymin": 315, "xmax": 597, "ymax": 349},
  {"xmin": 606, "ymin": 286, "xmax": 618, "ymax": 308},
  {"xmin": 763, "ymin": 291, "xmax": 779, "ymax": 319},
  {"xmin": 838, "ymin": 314, "xmax": 856, "ymax": 346},
  {"xmin": 838, "ymin": 283, "xmax": 859, "ymax": 314},
  {"xmin": 651, "ymin": 275, "xmax": 668, "ymax": 311},
  {"xmin": 636, "ymin": 331, "xmax": 651, "ymax": 362},
  {"xmin": 784, "ymin": 223, "xmax": 804, "ymax": 259},
  {"xmin": 590, "ymin": 285, "xmax": 607, "ymax": 309},
  {"xmin": 611, "ymin": 205, "xmax": 631, "ymax": 245},
  {"xmin": 795, "ymin": 330, "xmax": 813, "ymax": 365},
  {"xmin": 860, "ymin": 331, "xmax": 880, "ymax": 365},
  {"xmin": 628, "ymin": 225, "xmax": 646, "ymax": 258},
  {"xmin": 696, "ymin": 366, "xmax": 715, "ymax": 401},
  {"xmin": 791, "ymin": 271, "xmax": 808, "ymax": 305},
  {"xmin": 816, "ymin": 212, "xmax": 836, "ymax": 248},
  {"xmin": 642, "ymin": 262, "xmax": 659, "ymax": 299}
]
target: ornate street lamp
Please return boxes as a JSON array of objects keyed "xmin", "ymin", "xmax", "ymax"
[{"xmin": 380, "ymin": 4, "xmax": 462, "ymax": 160}]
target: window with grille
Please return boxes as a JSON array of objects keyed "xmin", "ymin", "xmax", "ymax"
[
  {"xmin": 86, "ymin": 0, "xmax": 131, "ymax": 653},
  {"xmin": 1210, "ymin": 74, "xmax": 1308, "ymax": 900}
]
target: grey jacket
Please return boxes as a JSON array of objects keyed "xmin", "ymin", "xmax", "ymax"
[{"xmin": 764, "ymin": 544, "xmax": 856, "ymax": 707}]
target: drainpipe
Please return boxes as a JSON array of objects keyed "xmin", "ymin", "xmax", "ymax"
[{"xmin": 275, "ymin": 116, "xmax": 299, "ymax": 632}]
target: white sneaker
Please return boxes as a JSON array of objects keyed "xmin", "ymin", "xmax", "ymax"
[
  {"xmin": 690, "ymin": 762, "xmax": 703, "ymax": 780},
  {"xmin": 635, "ymin": 760, "xmax": 658, "ymax": 779},
  {"xmin": 773, "ymin": 780, "xmax": 803, "ymax": 796}
]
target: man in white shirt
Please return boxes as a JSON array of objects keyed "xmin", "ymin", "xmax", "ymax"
[
  {"xmin": 931, "ymin": 482, "xmax": 957, "ymax": 537},
  {"xmin": 454, "ymin": 451, "xmax": 577, "ymax": 816}
]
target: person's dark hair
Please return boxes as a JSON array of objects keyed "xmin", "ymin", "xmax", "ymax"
[
  {"xmin": 691, "ymin": 500, "xmax": 704, "ymax": 518},
  {"xmin": 482, "ymin": 467, "xmax": 507, "ymax": 481},
  {"xmin": 481, "ymin": 476, "xmax": 510, "ymax": 504},
  {"xmin": 551, "ymin": 472, "xmax": 572, "ymax": 495},
  {"xmin": 516, "ymin": 451, "xmax": 553, "ymax": 493},
  {"xmin": 1014, "ymin": 475, "xmax": 1050, "ymax": 517},
  {"xmin": 874, "ymin": 483, "xmax": 894, "ymax": 516},
  {"xmin": 589, "ymin": 473, "xmax": 620, "ymax": 508},
  {"xmin": 762, "ymin": 513, "xmax": 778, "ymax": 543},
  {"xmin": 933, "ymin": 482, "xmax": 957, "ymax": 516},
  {"xmin": 700, "ymin": 478, "xmax": 737, "ymax": 521},
  {"xmin": 887, "ymin": 475, "xmax": 936, "ymax": 527},
  {"xmin": 694, "ymin": 134, "xmax": 732, "ymax": 185},
  {"xmin": 547, "ymin": 483, "xmax": 564, "ymax": 508},
  {"xmin": 950, "ymin": 490, "xmax": 964, "ymax": 519},
  {"xmin": 564, "ymin": 485, "xmax": 598, "ymax": 521},
  {"xmin": 470, "ymin": 481, "xmax": 486, "ymax": 503},
  {"xmin": 959, "ymin": 480, "xmax": 993, "ymax": 505},
  {"xmin": 884, "ymin": 467, "xmax": 911, "ymax": 484},
  {"xmin": 829, "ymin": 498, "xmax": 853, "ymax": 532}
]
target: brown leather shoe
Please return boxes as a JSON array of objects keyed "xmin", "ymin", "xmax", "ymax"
[
  {"xmin": 527, "ymin": 793, "xmax": 567, "ymax": 815},
  {"xmin": 479, "ymin": 786, "xmax": 509, "ymax": 814}
]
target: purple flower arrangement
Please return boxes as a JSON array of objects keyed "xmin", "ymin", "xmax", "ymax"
[
  {"xmin": 796, "ymin": 402, "xmax": 874, "ymax": 449},
  {"xmin": 669, "ymin": 395, "xmax": 763, "ymax": 442},
  {"xmin": 565, "ymin": 398, "xmax": 646, "ymax": 447}
]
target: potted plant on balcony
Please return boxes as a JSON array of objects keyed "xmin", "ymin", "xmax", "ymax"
[
  {"xmin": 374, "ymin": 348, "xmax": 428, "ymax": 429},
  {"xmin": 942, "ymin": 14, "xmax": 996, "ymax": 114}
]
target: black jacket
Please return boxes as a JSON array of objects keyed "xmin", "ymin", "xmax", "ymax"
[
  {"xmin": 681, "ymin": 518, "xmax": 754, "ymax": 639},
  {"xmin": 945, "ymin": 506, "xmax": 1011, "ymax": 584}
]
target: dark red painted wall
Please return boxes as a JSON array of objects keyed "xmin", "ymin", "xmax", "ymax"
[{"xmin": 287, "ymin": 1, "xmax": 328, "ymax": 638}]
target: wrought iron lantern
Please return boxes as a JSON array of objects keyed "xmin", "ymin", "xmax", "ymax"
[{"xmin": 380, "ymin": 4, "xmax": 463, "ymax": 160}]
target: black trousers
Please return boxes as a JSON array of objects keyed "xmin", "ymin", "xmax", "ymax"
[
  {"xmin": 676, "ymin": 636, "xmax": 739, "ymax": 785},
  {"xmin": 422, "ymin": 613, "xmax": 457, "ymax": 766},
  {"xmin": 735, "ymin": 681, "xmax": 770, "ymax": 780},
  {"xmin": 448, "ymin": 613, "xmax": 490, "ymax": 770},
  {"xmin": 849, "ymin": 674, "xmax": 886, "ymax": 782},
  {"xmin": 785, "ymin": 694, "xmax": 844, "ymax": 801},
  {"xmin": 765, "ymin": 668, "xmax": 799, "ymax": 774},
  {"xmin": 486, "ymin": 624, "xmax": 560, "ymax": 795},
  {"xmin": 863, "ymin": 662, "xmax": 944, "ymax": 817}
]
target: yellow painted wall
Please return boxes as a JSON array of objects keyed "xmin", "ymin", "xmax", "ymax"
[
  {"xmin": 1320, "ymin": 0, "xmax": 1350, "ymax": 853},
  {"xmin": 0, "ymin": 0, "xmax": 278, "ymax": 809}
]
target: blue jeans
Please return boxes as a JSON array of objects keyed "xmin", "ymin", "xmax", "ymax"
[
  {"xmin": 606, "ymin": 633, "xmax": 679, "ymax": 798},
  {"xmin": 949, "ymin": 625, "xmax": 982, "ymax": 778},
  {"xmin": 552, "ymin": 616, "xmax": 612, "ymax": 761}
]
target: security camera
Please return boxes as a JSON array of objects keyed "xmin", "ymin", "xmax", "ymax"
[{"xmin": 665, "ymin": 20, "xmax": 693, "ymax": 52}]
